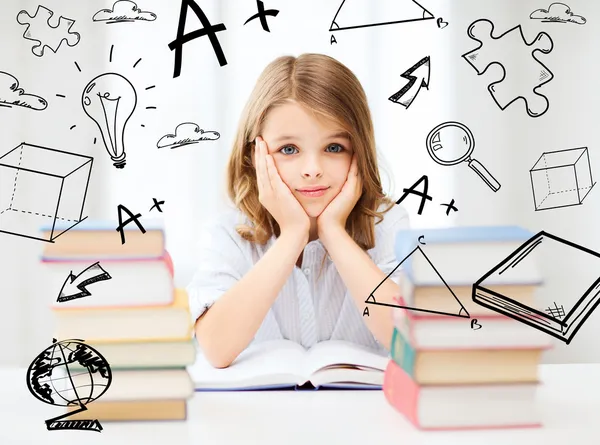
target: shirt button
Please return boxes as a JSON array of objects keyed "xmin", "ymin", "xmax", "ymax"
[{"xmin": 303, "ymin": 268, "xmax": 310, "ymax": 275}]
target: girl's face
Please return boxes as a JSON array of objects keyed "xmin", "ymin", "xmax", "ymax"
[{"xmin": 260, "ymin": 100, "xmax": 354, "ymax": 218}]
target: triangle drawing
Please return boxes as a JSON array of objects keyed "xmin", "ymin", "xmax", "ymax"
[
  {"xmin": 365, "ymin": 246, "xmax": 470, "ymax": 319},
  {"xmin": 329, "ymin": 0, "xmax": 435, "ymax": 32}
]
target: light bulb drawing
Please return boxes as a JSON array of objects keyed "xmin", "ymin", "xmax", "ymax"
[{"xmin": 82, "ymin": 73, "xmax": 137, "ymax": 169}]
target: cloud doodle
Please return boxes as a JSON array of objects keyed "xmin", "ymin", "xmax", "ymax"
[
  {"xmin": 0, "ymin": 71, "xmax": 47, "ymax": 110},
  {"xmin": 157, "ymin": 122, "xmax": 220, "ymax": 149},
  {"xmin": 530, "ymin": 3, "xmax": 586, "ymax": 24},
  {"xmin": 93, "ymin": 1, "xmax": 157, "ymax": 24}
]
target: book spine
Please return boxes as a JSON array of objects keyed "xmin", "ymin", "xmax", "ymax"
[
  {"xmin": 390, "ymin": 327, "xmax": 417, "ymax": 379},
  {"xmin": 382, "ymin": 359, "xmax": 420, "ymax": 427}
]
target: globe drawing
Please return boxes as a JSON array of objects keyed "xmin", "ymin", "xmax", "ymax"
[{"xmin": 26, "ymin": 338, "xmax": 112, "ymax": 409}]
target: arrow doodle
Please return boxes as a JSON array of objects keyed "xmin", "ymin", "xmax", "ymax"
[
  {"xmin": 389, "ymin": 55, "xmax": 431, "ymax": 109},
  {"xmin": 57, "ymin": 262, "xmax": 112, "ymax": 302}
]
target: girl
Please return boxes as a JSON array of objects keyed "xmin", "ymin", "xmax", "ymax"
[{"xmin": 187, "ymin": 53, "xmax": 409, "ymax": 368}]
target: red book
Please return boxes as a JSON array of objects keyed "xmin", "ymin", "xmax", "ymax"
[{"xmin": 383, "ymin": 359, "xmax": 542, "ymax": 430}]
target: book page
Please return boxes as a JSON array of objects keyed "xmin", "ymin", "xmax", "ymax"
[
  {"xmin": 303, "ymin": 340, "xmax": 390, "ymax": 377},
  {"xmin": 188, "ymin": 339, "xmax": 307, "ymax": 389}
]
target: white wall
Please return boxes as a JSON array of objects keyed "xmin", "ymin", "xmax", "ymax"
[{"xmin": 1, "ymin": 0, "xmax": 599, "ymax": 366}]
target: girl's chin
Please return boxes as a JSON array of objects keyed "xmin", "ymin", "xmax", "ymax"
[{"xmin": 302, "ymin": 204, "xmax": 328, "ymax": 218}]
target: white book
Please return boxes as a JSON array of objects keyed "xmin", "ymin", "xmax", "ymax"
[
  {"xmin": 188, "ymin": 340, "xmax": 391, "ymax": 390},
  {"xmin": 41, "ymin": 255, "xmax": 174, "ymax": 308},
  {"xmin": 55, "ymin": 368, "xmax": 194, "ymax": 401}
]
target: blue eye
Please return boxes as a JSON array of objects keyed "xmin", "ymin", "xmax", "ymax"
[
  {"xmin": 279, "ymin": 145, "xmax": 298, "ymax": 155},
  {"xmin": 327, "ymin": 144, "xmax": 344, "ymax": 153}
]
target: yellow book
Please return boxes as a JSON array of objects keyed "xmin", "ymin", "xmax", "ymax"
[
  {"xmin": 67, "ymin": 399, "xmax": 187, "ymax": 421},
  {"xmin": 53, "ymin": 288, "xmax": 193, "ymax": 343}
]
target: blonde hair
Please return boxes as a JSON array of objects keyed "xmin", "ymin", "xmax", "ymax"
[{"xmin": 226, "ymin": 53, "xmax": 396, "ymax": 275}]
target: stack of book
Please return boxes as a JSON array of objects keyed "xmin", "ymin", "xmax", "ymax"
[
  {"xmin": 380, "ymin": 226, "xmax": 554, "ymax": 430},
  {"xmin": 40, "ymin": 220, "xmax": 195, "ymax": 421}
]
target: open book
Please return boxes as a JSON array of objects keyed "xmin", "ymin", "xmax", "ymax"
[{"xmin": 187, "ymin": 339, "xmax": 391, "ymax": 391}]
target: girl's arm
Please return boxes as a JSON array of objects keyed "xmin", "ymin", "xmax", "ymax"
[
  {"xmin": 194, "ymin": 230, "xmax": 307, "ymax": 368},
  {"xmin": 319, "ymin": 225, "xmax": 401, "ymax": 351}
]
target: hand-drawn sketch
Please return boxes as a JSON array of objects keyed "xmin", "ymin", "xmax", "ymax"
[
  {"xmin": 82, "ymin": 73, "xmax": 137, "ymax": 169},
  {"xmin": 0, "ymin": 143, "xmax": 92, "ymax": 242},
  {"xmin": 473, "ymin": 231, "xmax": 600, "ymax": 345},
  {"xmin": 436, "ymin": 17, "xmax": 448, "ymax": 29},
  {"xmin": 462, "ymin": 19, "xmax": 554, "ymax": 118},
  {"xmin": 426, "ymin": 121, "xmax": 501, "ymax": 192},
  {"xmin": 57, "ymin": 262, "xmax": 112, "ymax": 303},
  {"xmin": 149, "ymin": 197, "xmax": 165, "ymax": 213},
  {"xmin": 244, "ymin": 0, "xmax": 279, "ymax": 32},
  {"xmin": 27, "ymin": 338, "xmax": 112, "ymax": 432},
  {"xmin": 329, "ymin": 0, "xmax": 435, "ymax": 32},
  {"xmin": 440, "ymin": 198, "xmax": 458, "ymax": 215},
  {"xmin": 470, "ymin": 319, "xmax": 482, "ymax": 330},
  {"xmin": 116, "ymin": 204, "xmax": 147, "ymax": 245},
  {"xmin": 388, "ymin": 56, "xmax": 430, "ymax": 109},
  {"xmin": 395, "ymin": 174, "xmax": 433, "ymax": 215},
  {"xmin": 364, "ymin": 245, "xmax": 470, "ymax": 319},
  {"xmin": 530, "ymin": 147, "xmax": 595, "ymax": 211},
  {"xmin": 157, "ymin": 122, "xmax": 220, "ymax": 149},
  {"xmin": 93, "ymin": 0, "xmax": 157, "ymax": 24},
  {"xmin": 0, "ymin": 71, "xmax": 47, "ymax": 110},
  {"xmin": 169, "ymin": 0, "xmax": 228, "ymax": 78},
  {"xmin": 17, "ymin": 5, "xmax": 80, "ymax": 57},
  {"xmin": 530, "ymin": 2, "xmax": 586, "ymax": 24}
]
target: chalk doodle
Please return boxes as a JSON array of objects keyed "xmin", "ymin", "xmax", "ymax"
[
  {"xmin": 0, "ymin": 143, "xmax": 92, "ymax": 242},
  {"xmin": 26, "ymin": 338, "xmax": 112, "ymax": 432},
  {"xmin": 93, "ymin": 0, "xmax": 157, "ymax": 24},
  {"xmin": 530, "ymin": 3, "xmax": 586, "ymax": 24},
  {"xmin": 157, "ymin": 122, "xmax": 220, "ymax": 149},
  {"xmin": 426, "ymin": 121, "xmax": 501, "ymax": 192},
  {"xmin": 0, "ymin": 71, "xmax": 47, "ymax": 110},
  {"xmin": 17, "ymin": 5, "xmax": 80, "ymax": 57},
  {"xmin": 388, "ymin": 56, "xmax": 430, "ymax": 109},
  {"xmin": 82, "ymin": 73, "xmax": 137, "ymax": 169},
  {"xmin": 244, "ymin": 0, "xmax": 279, "ymax": 32},
  {"xmin": 364, "ymin": 245, "xmax": 470, "ymax": 319},
  {"xmin": 473, "ymin": 231, "xmax": 600, "ymax": 345},
  {"xmin": 462, "ymin": 19, "xmax": 554, "ymax": 118},
  {"xmin": 395, "ymin": 175, "xmax": 458, "ymax": 216},
  {"xmin": 169, "ymin": 0, "xmax": 228, "ymax": 77},
  {"xmin": 57, "ymin": 262, "xmax": 112, "ymax": 303},
  {"xmin": 330, "ymin": 0, "xmax": 435, "ymax": 32},
  {"xmin": 530, "ymin": 147, "xmax": 595, "ymax": 211},
  {"xmin": 116, "ymin": 199, "xmax": 164, "ymax": 244}
]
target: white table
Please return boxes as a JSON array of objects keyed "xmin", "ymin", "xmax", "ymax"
[{"xmin": 0, "ymin": 364, "xmax": 598, "ymax": 445}]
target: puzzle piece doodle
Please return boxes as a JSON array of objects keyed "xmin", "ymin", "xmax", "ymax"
[
  {"xmin": 17, "ymin": 5, "xmax": 80, "ymax": 57},
  {"xmin": 462, "ymin": 19, "xmax": 554, "ymax": 118}
]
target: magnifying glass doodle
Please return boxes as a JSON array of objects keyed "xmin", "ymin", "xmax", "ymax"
[{"xmin": 425, "ymin": 121, "xmax": 501, "ymax": 192}]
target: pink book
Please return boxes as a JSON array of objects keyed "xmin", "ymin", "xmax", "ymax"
[{"xmin": 383, "ymin": 359, "xmax": 543, "ymax": 430}]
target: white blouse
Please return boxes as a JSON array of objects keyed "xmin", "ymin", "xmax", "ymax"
[{"xmin": 186, "ymin": 203, "xmax": 410, "ymax": 356}]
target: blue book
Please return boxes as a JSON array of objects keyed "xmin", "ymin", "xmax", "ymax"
[{"xmin": 393, "ymin": 226, "xmax": 541, "ymax": 286}]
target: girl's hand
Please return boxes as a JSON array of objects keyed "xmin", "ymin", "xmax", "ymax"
[
  {"xmin": 254, "ymin": 136, "xmax": 311, "ymax": 240},
  {"xmin": 317, "ymin": 154, "xmax": 362, "ymax": 235}
]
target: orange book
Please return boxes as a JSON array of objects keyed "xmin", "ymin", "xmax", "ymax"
[
  {"xmin": 67, "ymin": 399, "xmax": 187, "ymax": 421},
  {"xmin": 42, "ymin": 219, "xmax": 165, "ymax": 260},
  {"xmin": 53, "ymin": 288, "xmax": 192, "ymax": 342},
  {"xmin": 383, "ymin": 359, "xmax": 542, "ymax": 430}
]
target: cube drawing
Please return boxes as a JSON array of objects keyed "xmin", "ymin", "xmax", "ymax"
[
  {"xmin": 0, "ymin": 143, "xmax": 92, "ymax": 242},
  {"xmin": 530, "ymin": 147, "xmax": 595, "ymax": 211}
]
